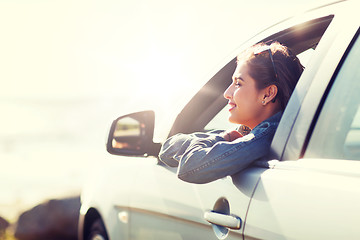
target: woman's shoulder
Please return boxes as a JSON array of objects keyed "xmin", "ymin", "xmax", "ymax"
[{"xmin": 252, "ymin": 111, "xmax": 283, "ymax": 135}]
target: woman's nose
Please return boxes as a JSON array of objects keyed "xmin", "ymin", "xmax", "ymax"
[{"xmin": 224, "ymin": 85, "xmax": 232, "ymax": 100}]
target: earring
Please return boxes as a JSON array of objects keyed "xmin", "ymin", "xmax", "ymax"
[{"xmin": 262, "ymin": 100, "xmax": 266, "ymax": 105}]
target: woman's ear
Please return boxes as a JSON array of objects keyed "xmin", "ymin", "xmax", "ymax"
[{"xmin": 263, "ymin": 84, "xmax": 278, "ymax": 104}]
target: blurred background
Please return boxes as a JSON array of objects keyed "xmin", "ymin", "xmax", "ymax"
[{"xmin": 1, "ymin": 0, "xmax": 322, "ymax": 221}]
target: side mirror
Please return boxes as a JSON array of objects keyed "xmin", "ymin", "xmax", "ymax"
[{"xmin": 106, "ymin": 110, "xmax": 161, "ymax": 157}]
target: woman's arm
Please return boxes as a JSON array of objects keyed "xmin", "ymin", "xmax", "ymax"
[
  {"xmin": 159, "ymin": 117, "xmax": 279, "ymax": 184},
  {"xmin": 159, "ymin": 131, "xmax": 226, "ymax": 167},
  {"xmin": 177, "ymin": 125, "xmax": 274, "ymax": 183}
]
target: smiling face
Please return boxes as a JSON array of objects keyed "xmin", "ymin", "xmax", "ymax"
[{"xmin": 224, "ymin": 62, "xmax": 269, "ymax": 129}]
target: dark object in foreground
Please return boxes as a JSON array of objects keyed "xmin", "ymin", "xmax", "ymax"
[
  {"xmin": 15, "ymin": 196, "xmax": 80, "ymax": 240},
  {"xmin": 0, "ymin": 216, "xmax": 9, "ymax": 237}
]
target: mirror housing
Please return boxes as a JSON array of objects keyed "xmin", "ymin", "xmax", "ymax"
[{"xmin": 106, "ymin": 110, "xmax": 161, "ymax": 157}]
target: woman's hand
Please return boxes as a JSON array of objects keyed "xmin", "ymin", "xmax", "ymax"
[{"xmin": 223, "ymin": 130, "xmax": 243, "ymax": 142}]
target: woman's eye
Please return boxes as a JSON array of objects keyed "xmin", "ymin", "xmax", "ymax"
[{"xmin": 235, "ymin": 82, "xmax": 242, "ymax": 87}]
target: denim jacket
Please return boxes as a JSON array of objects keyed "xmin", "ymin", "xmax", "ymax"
[{"xmin": 158, "ymin": 112, "xmax": 282, "ymax": 184}]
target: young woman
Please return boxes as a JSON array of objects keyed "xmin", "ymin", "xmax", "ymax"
[{"xmin": 159, "ymin": 42, "xmax": 304, "ymax": 184}]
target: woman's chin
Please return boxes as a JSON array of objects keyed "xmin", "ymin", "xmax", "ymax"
[{"xmin": 228, "ymin": 116, "xmax": 240, "ymax": 125}]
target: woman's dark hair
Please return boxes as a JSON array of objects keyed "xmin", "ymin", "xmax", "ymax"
[{"xmin": 237, "ymin": 41, "xmax": 304, "ymax": 110}]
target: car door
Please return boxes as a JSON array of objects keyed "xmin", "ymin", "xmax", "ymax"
[
  {"xmin": 128, "ymin": 159, "xmax": 249, "ymax": 240},
  {"xmin": 244, "ymin": 18, "xmax": 360, "ymax": 240}
]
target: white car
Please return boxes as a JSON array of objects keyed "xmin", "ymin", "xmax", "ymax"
[{"xmin": 79, "ymin": 1, "xmax": 360, "ymax": 239}]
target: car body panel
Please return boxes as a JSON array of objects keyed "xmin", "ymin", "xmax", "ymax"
[
  {"xmin": 80, "ymin": 156, "xmax": 258, "ymax": 240},
  {"xmin": 245, "ymin": 159, "xmax": 360, "ymax": 239}
]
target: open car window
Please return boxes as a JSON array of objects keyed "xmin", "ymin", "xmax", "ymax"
[
  {"xmin": 204, "ymin": 48, "xmax": 315, "ymax": 132},
  {"xmin": 169, "ymin": 15, "xmax": 334, "ymax": 137}
]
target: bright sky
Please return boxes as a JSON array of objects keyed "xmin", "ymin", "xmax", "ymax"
[
  {"xmin": 0, "ymin": 0, "xmax": 319, "ymax": 100},
  {"xmin": 0, "ymin": 0, "xmax": 326, "ymax": 219}
]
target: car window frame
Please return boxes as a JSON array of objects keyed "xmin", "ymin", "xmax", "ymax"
[{"xmin": 302, "ymin": 28, "xmax": 360, "ymax": 160}]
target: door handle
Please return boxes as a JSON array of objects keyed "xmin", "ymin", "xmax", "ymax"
[{"xmin": 204, "ymin": 210, "xmax": 242, "ymax": 230}]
